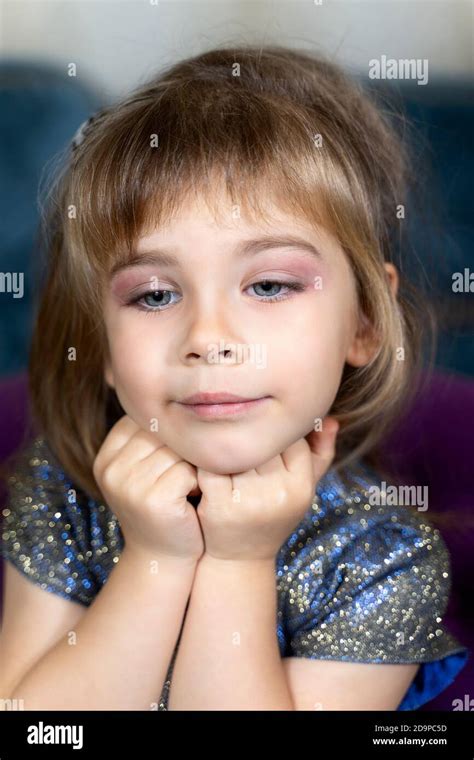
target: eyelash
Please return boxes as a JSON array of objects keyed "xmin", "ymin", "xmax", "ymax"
[{"xmin": 126, "ymin": 280, "xmax": 306, "ymax": 314}]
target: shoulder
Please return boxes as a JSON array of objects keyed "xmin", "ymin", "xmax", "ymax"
[
  {"xmin": 1, "ymin": 435, "xmax": 123, "ymax": 605},
  {"xmin": 277, "ymin": 459, "xmax": 448, "ymax": 588},
  {"xmin": 276, "ymin": 460, "xmax": 465, "ymax": 663}
]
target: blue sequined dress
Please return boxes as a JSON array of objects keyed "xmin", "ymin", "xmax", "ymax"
[{"xmin": 1, "ymin": 436, "xmax": 469, "ymax": 710}]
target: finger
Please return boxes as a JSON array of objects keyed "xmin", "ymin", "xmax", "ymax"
[
  {"xmin": 255, "ymin": 454, "xmax": 286, "ymax": 477},
  {"xmin": 96, "ymin": 415, "xmax": 165, "ymax": 472},
  {"xmin": 94, "ymin": 414, "xmax": 141, "ymax": 472},
  {"xmin": 305, "ymin": 416, "xmax": 339, "ymax": 476},
  {"xmin": 158, "ymin": 460, "xmax": 200, "ymax": 504},
  {"xmin": 114, "ymin": 427, "xmax": 167, "ymax": 466},
  {"xmin": 131, "ymin": 444, "xmax": 184, "ymax": 484},
  {"xmin": 279, "ymin": 437, "xmax": 313, "ymax": 474},
  {"xmin": 197, "ymin": 468, "xmax": 233, "ymax": 501}
]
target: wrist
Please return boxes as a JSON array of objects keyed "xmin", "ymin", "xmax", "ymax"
[
  {"xmin": 199, "ymin": 553, "xmax": 276, "ymax": 571},
  {"xmin": 121, "ymin": 544, "xmax": 199, "ymax": 575}
]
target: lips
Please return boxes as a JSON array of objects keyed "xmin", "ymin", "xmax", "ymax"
[
  {"xmin": 180, "ymin": 392, "xmax": 262, "ymax": 405},
  {"xmin": 177, "ymin": 394, "xmax": 270, "ymax": 419}
]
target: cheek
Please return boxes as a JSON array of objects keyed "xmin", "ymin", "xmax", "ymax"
[
  {"xmin": 264, "ymin": 294, "xmax": 352, "ymax": 417},
  {"xmin": 283, "ymin": 331, "xmax": 344, "ymax": 416},
  {"xmin": 106, "ymin": 321, "xmax": 167, "ymax": 397},
  {"xmin": 266, "ymin": 297, "xmax": 349, "ymax": 378}
]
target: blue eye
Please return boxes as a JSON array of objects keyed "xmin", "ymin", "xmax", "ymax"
[
  {"xmin": 142, "ymin": 291, "xmax": 176, "ymax": 308},
  {"xmin": 249, "ymin": 280, "xmax": 304, "ymax": 300},
  {"xmin": 128, "ymin": 290, "xmax": 181, "ymax": 313},
  {"xmin": 127, "ymin": 280, "xmax": 305, "ymax": 313}
]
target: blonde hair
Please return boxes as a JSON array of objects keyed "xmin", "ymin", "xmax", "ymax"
[{"xmin": 26, "ymin": 44, "xmax": 434, "ymax": 501}]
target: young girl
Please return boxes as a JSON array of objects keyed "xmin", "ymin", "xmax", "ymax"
[{"xmin": 0, "ymin": 44, "xmax": 468, "ymax": 711}]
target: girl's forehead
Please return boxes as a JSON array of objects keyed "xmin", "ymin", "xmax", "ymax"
[
  {"xmin": 97, "ymin": 178, "xmax": 336, "ymax": 278},
  {"xmin": 107, "ymin": 210, "xmax": 345, "ymax": 287},
  {"xmin": 136, "ymin": 195, "xmax": 330, "ymax": 248}
]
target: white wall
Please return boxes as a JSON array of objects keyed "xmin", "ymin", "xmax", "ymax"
[{"xmin": 1, "ymin": 0, "xmax": 472, "ymax": 101}]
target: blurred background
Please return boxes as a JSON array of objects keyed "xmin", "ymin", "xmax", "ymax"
[{"xmin": 0, "ymin": 0, "xmax": 473, "ymax": 711}]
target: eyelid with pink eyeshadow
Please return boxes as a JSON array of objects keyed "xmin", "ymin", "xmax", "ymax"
[{"xmin": 110, "ymin": 257, "xmax": 323, "ymax": 301}]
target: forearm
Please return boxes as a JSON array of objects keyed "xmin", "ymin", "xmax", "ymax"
[
  {"xmin": 10, "ymin": 547, "xmax": 196, "ymax": 710},
  {"xmin": 168, "ymin": 554, "xmax": 295, "ymax": 710}
]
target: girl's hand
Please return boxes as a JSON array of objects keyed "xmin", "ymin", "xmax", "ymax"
[
  {"xmin": 195, "ymin": 416, "xmax": 339, "ymax": 561},
  {"xmin": 93, "ymin": 414, "xmax": 204, "ymax": 563}
]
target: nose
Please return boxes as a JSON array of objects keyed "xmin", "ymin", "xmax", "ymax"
[{"xmin": 178, "ymin": 295, "xmax": 243, "ymax": 364}]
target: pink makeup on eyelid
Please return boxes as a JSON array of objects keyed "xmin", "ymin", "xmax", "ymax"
[
  {"xmin": 110, "ymin": 254, "xmax": 322, "ymax": 298},
  {"xmin": 111, "ymin": 273, "xmax": 167, "ymax": 299}
]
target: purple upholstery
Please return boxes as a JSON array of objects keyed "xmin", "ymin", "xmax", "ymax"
[
  {"xmin": 0, "ymin": 369, "xmax": 472, "ymax": 708},
  {"xmin": 0, "ymin": 372, "xmax": 31, "ymax": 464}
]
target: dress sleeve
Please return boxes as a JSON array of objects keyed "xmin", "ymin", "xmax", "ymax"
[
  {"xmin": 1, "ymin": 436, "xmax": 102, "ymax": 607},
  {"xmin": 284, "ymin": 509, "xmax": 469, "ymax": 710}
]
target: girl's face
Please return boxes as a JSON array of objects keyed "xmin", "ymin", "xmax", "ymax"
[{"xmin": 102, "ymin": 197, "xmax": 375, "ymax": 474}]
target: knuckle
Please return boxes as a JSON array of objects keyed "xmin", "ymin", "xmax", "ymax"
[
  {"xmin": 181, "ymin": 461, "xmax": 194, "ymax": 477},
  {"xmin": 100, "ymin": 462, "xmax": 119, "ymax": 492},
  {"xmin": 268, "ymin": 484, "xmax": 287, "ymax": 509},
  {"xmin": 172, "ymin": 460, "xmax": 192, "ymax": 480},
  {"xmin": 141, "ymin": 491, "xmax": 157, "ymax": 514},
  {"xmin": 124, "ymin": 470, "xmax": 145, "ymax": 500}
]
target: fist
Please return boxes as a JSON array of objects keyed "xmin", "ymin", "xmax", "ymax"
[{"xmin": 194, "ymin": 417, "xmax": 339, "ymax": 561}]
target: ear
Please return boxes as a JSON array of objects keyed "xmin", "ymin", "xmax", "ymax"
[
  {"xmin": 384, "ymin": 262, "xmax": 399, "ymax": 298},
  {"xmin": 345, "ymin": 263, "xmax": 399, "ymax": 368}
]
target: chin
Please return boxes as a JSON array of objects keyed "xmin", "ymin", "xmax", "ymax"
[{"xmin": 183, "ymin": 450, "xmax": 272, "ymax": 476}]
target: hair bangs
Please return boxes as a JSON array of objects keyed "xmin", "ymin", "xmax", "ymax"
[{"xmin": 64, "ymin": 79, "xmax": 365, "ymax": 309}]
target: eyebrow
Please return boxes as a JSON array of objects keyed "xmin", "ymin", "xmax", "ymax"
[{"xmin": 110, "ymin": 234, "xmax": 322, "ymax": 277}]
